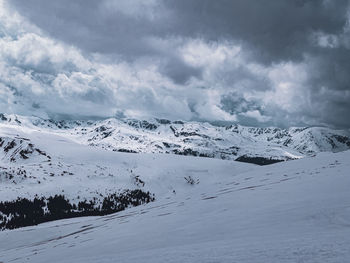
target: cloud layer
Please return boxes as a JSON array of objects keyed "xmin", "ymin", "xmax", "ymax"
[{"xmin": 1, "ymin": 0, "xmax": 350, "ymax": 128}]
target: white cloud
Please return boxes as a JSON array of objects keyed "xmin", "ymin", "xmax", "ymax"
[
  {"xmin": 241, "ymin": 110, "xmax": 271, "ymax": 123},
  {"xmin": 181, "ymin": 39, "xmax": 241, "ymax": 68}
]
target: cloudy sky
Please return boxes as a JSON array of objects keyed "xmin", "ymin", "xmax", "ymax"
[{"xmin": 0, "ymin": 0, "xmax": 349, "ymax": 128}]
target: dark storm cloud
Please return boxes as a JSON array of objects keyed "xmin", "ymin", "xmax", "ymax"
[
  {"xmin": 167, "ymin": 0, "xmax": 348, "ymax": 62},
  {"xmin": 6, "ymin": 0, "xmax": 200, "ymax": 84},
  {"xmin": 9, "ymin": 0, "xmax": 348, "ymax": 61},
  {"xmin": 5, "ymin": 0, "xmax": 350, "ymax": 128},
  {"xmin": 8, "ymin": 0, "xmax": 155, "ymax": 55}
]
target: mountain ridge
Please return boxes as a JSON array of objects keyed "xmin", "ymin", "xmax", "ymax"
[{"xmin": 1, "ymin": 113, "xmax": 350, "ymax": 165}]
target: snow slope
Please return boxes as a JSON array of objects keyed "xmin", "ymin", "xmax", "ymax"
[{"xmin": 0, "ymin": 149, "xmax": 349, "ymax": 262}]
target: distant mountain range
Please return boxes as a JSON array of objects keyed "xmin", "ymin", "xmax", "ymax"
[{"xmin": 1, "ymin": 113, "xmax": 350, "ymax": 165}]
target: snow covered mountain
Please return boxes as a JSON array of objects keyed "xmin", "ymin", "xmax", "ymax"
[
  {"xmin": 1, "ymin": 113, "xmax": 350, "ymax": 165},
  {"xmin": 1, "ymin": 113, "xmax": 350, "ymax": 261}
]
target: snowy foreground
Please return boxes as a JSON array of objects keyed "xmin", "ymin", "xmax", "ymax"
[{"xmin": 0, "ymin": 147, "xmax": 349, "ymax": 262}]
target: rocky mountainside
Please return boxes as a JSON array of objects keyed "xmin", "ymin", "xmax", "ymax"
[{"xmin": 1, "ymin": 113, "xmax": 350, "ymax": 165}]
